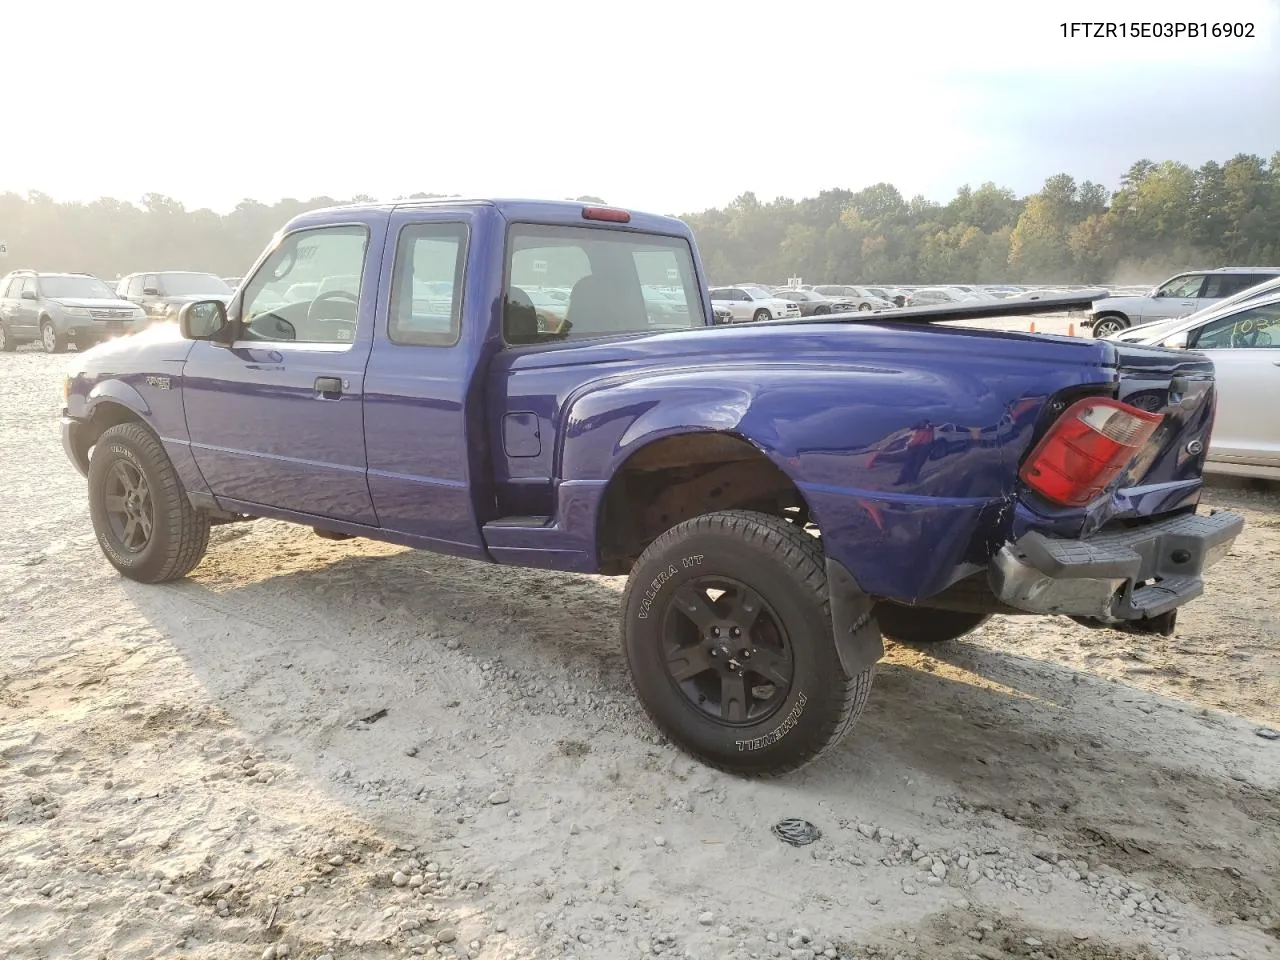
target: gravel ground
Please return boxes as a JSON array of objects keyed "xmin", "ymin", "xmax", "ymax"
[{"xmin": 1, "ymin": 346, "xmax": 1277, "ymax": 960}]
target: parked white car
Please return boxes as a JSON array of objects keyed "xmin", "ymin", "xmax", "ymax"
[
  {"xmin": 1128, "ymin": 292, "xmax": 1280, "ymax": 480},
  {"xmin": 1088, "ymin": 267, "xmax": 1280, "ymax": 338},
  {"xmin": 709, "ymin": 285, "xmax": 801, "ymax": 322}
]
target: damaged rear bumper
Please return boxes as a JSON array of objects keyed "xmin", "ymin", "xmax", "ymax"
[{"xmin": 989, "ymin": 509, "xmax": 1244, "ymax": 624}]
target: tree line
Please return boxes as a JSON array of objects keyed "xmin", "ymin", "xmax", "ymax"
[{"xmin": 2, "ymin": 154, "xmax": 1278, "ymax": 286}]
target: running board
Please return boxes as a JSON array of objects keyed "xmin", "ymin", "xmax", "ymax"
[
  {"xmin": 485, "ymin": 515, "xmax": 553, "ymax": 528},
  {"xmin": 482, "ymin": 516, "xmax": 589, "ymax": 573}
]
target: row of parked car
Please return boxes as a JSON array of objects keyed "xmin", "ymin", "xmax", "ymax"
[
  {"xmin": 703, "ymin": 281, "xmax": 1161, "ymax": 325},
  {"xmin": 0, "ymin": 270, "xmax": 238, "ymax": 352}
]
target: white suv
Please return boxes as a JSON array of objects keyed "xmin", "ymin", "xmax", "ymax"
[
  {"xmin": 709, "ymin": 285, "xmax": 800, "ymax": 323},
  {"xmin": 1088, "ymin": 267, "xmax": 1280, "ymax": 338}
]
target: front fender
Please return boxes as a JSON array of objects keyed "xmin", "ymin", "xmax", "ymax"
[{"xmin": 85, "ymin": 378, "xmax": 152, "ymax": 422}]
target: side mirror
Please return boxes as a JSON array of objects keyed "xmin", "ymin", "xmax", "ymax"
[
  {"xmin": 142, "ymin": 286, "xmax": 161, "ymax": 296},
  {"xmin": 179, "ymin": 299, "xmax": 230, "ymax": 341},
  {"xmin": 20, "ymin": 290, "xmax": 37, "ymax": 301},
  {"xmin": 1162, "ymin": 331, "xmax": 1189, "ymax": 349}
]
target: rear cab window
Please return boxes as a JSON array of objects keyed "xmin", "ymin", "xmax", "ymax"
[{"xmin": 502, "ymin": 224, "xmax": 705, "ymax": 345}]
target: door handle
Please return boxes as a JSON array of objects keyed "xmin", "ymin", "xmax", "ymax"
[{"xmin": 315, "ymin": 376, "xmax": 344, "ymax": 396}]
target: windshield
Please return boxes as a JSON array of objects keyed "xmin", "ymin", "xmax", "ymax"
[
  {"xmin": 39, "ymin": 276, "xmax": 117, "ymax": 299},
  {"xmin": 159, "ymin": 272, "xmax": 232, "ymax": 296},
  {"xmin": 741, "ymin": 285, "xmax": 773, "ymax": 300}
]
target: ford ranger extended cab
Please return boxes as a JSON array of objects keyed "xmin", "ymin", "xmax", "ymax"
[{"xmin": 59, "ymin": 199, "xmax": 1243, "ymax": 775}]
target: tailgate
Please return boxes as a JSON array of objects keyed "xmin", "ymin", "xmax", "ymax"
[{"xmin": 1110, "ymin": 343, "xmax": 1217, "ymax": 507}]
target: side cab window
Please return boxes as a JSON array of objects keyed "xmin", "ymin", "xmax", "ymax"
[{"xmin": 236, "ymin": 225, "xmax": 370, "ymax": 345}]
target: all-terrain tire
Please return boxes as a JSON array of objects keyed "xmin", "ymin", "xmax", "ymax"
[
  {"xmin": 87, "ymin": 422, "xmax": 210, "ymax": 583},
  {"xmin": 621, "ymin": 509, "xmax": 876, "ymax": 776},
  {"xmin": 875, "ymin": 603, "xmax": 990, "ymax": 645},
  {"xmin": 752, "ymin": 309, "xmax": 771, "ymax": 323}
]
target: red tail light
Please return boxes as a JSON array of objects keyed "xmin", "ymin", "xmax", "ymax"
[
  {"xmin": 581, "ymin": 206, "xmax": 631, "ymax": 223},
  {"xmin": 1019, "ymin": 397, "xmax": 1164, "ymax": 507}
]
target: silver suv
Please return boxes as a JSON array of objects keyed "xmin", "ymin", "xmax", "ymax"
[
  {"xmin": 0, "ymin": 271, "xmax": 146, "ymax": 353},
  {"xmin": 1087, "ymin": 267, "xmax": 1280, "ymax": 338}
]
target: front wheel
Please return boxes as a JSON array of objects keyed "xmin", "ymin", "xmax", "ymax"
[
  {"xmin": 0, "ymin": 323, "xmax": 14, "ymax": 352},
  {"xmin": 87, "ymin": 422, "xmax": 211, "ymax": 583},
  {"xmin": 41, "ymin": 320, "xmax": 66, "ymax": 354},
  {"xmin": 621, "ymin": 510, "xmax": 876, "ymax": 775},
  {"xmin": 752, "ymin": 309, "xmax": 772, "ymax": 323},
  {"xmin": 1091, "ymin": 314, "xmax": 1128, "ymax": 338},
  {"xmin": 858, "ymin": 303, "xmax": 873, "ymax": 312},
  {"xmin": 875, "ymin": 604, "xmax": 990, "ymax": 645}
]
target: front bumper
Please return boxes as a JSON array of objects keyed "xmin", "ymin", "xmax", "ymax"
[
  {"xmin": 989, "ymin": 509, "xmax": 1244, "ymax": 623},
  {"xmin": 62, "ymin": 415, "xmax": 90, "ymax": 477}
]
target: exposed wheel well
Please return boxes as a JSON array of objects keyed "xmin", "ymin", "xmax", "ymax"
[
  {"xmin": 72, "ymin": 401, "xmax": 150, "ymax": 466},
  {"xmin": 595, "ymin": 432, "xmax": 813, "ymax": 575}
]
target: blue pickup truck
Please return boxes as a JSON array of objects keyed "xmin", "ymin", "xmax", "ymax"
[{"xmin": 59, "ymin": 199, "xmax": 1243, "ymax": 775}]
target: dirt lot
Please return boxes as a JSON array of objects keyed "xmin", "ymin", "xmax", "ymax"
[{"xmin": 1, "ymin": 347, "xmax": 1277, "ymax": 960}]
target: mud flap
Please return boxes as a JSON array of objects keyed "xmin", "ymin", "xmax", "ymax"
[{"xmin": 825, "ymin": 557, "xmax": 884, "ymax": 676}]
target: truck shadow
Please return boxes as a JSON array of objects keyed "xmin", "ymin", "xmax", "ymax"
[{"xmin": 123, "ymin": 523, "xmax": 1279, "ymax": 931}]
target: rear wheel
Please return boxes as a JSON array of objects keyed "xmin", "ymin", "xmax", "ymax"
[
  {"xmin": 1091, "ymin": 314, "xmax": 1128, "ymax": 338},
  {"xmin": 41, "ymin": 319, "xmax": 66, "ymax": 354},
  {"xmin": 875, "ymin": 603, "xmax": 990, "ymax": 646},
  {"xmin": 622, "ymin": 509, "xmax": 876, "ymax": 775},
  {"xmin": 0, "ymin": 323, "xmax": 13, "ymax": 352},
  {"xmin": 87, "ymin": 422, "xmax": 210, "ymax": 583},
  {"xmin": 752, "ymin": 309, "xmax": 771, "ymax": 323}
]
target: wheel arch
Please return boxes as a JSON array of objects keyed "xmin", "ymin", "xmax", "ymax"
[
  {"xmin": 71, "ymin": 397, "xmax": 156, "ymax": 466},
  {"xmin": 594, "ymin": 429, "xmax": 817, "ymax": 575}
]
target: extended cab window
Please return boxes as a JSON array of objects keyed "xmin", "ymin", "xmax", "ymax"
[
  {"xmin": 239, "ymin": 225, "xmax": 369, "ymax": 345},
  {"xmin": 388, "ymin": 222, "xmax": 468, "ymax": 347},
  {"xmin": 503, "ymin": 224, "xmax": 704, "ymax": 344},
  {"xmin": 1190, "ymin": 303, "xmax": 1280, "ymax": 350}
]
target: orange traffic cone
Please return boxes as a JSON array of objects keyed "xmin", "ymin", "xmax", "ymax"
[
  {"xmin": 1068, "ymin": 322, "xmax": 1075, "ymax": 336},
  {"xmin": 1029, "ymin": 320, "xmax": 1037, "ymax": 333}
]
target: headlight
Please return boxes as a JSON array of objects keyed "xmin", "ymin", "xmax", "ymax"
[{"xmin": 63, "ymin": 307, "xmax": 91, "ymax": 318}]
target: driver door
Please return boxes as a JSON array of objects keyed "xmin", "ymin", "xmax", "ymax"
[{"xmin": 181, "ymin": 219, "xmax": 385, "ymax": 525}]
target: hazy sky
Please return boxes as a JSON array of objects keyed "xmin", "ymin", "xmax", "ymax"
[{"xmin": 9, "ymin": 0, "xmax": 1280, "ymax": 214}]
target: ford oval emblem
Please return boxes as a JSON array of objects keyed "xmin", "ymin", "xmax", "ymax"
[{"xmin": 1186, "ymin": 439, "xmax": 1204, "ymax": 456}]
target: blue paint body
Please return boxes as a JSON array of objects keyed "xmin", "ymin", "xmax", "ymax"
[{"xmin": 61, "ymin": 199, "xmax": 1218, "ymax": 603}]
